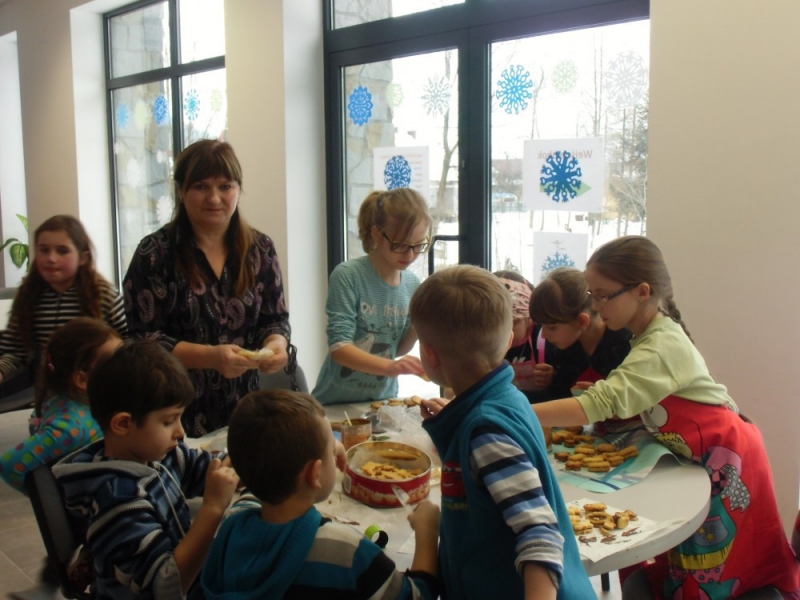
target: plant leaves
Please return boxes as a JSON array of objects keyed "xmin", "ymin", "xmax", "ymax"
[
  {"xmin": 0, "ymin": 238, "xmax": 20, "ymax": 251},
  {"xmin": 10, "ymin": 243, "xmax": 28, "ymax": 268},
  {"xmin": 16, "ymin": 214, "xmax": 28, "ymax": 231}
]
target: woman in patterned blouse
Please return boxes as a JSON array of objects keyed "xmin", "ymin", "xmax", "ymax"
[{"xmin": 123, "ymin": 140, "xmax": 291, "ymax": 437}]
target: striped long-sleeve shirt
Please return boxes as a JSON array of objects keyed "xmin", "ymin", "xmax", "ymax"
[{"xmin": 0, "ymin": 279, "xmax": 127, "ymax": 379}]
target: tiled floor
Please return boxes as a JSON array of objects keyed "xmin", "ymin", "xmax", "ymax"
[{"xmin": 0, "ymin": 406, "xmax": 622, "ymax": 599}]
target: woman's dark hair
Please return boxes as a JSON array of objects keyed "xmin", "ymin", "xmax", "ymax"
[
  {"xmin": 586, "ymin": 236, "xmax": 692, "ymax": 341},
  {"xmin": 35, "ymin": 317, "xmax": 120, "ymax": 417},
  {"xmin": 88, "ymin": 339, "xmax": 195, "ymax": 431},
  {"xmin": 169, "ymin": 140, "xmax": 255, "ymax": 298},
  {"xmin": 12, "ymin": 215, "xmax": 102, "ymax": 352},
  {"xmin": 529, "ymin": 267, "xmax": 591, "ymax": 324},
  {"xmin": 227, "ymin": 390, "xmax": 326, "ymax": 504}
]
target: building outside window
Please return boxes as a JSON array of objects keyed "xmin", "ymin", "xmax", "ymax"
[{"xmin": 105, "ymin": 0, "xmax": 227, "ymax": 280}]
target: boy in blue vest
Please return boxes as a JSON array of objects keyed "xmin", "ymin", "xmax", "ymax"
[{"xmin": 410, "ymin": 265, "xmax": 595, "ymax": 600}]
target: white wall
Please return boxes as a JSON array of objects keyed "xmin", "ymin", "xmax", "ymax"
[
  {"xmin": 649, "ymin": 0, "xmax": 800, "ymax": 532},
  {"xmin": 1, "ymin": 0, "xmax": 797, "ymax": 533}
]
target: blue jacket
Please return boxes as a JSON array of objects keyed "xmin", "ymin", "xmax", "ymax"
[{"xmin": 423, "ymin": 364, "xmax": 595, "ymax": 600}]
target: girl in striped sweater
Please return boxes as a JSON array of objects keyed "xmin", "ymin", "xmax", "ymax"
[{"xmin": 0, "ymin": 215, "xmax": 127, "ymax": 386}]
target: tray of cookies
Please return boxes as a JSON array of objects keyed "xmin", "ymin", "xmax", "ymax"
[{"xmin": 551, "ymin": 427, "xmax": 639, "ymax": 475}]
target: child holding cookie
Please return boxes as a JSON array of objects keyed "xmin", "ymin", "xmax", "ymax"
[{"xmin": 533, "ymin": 237, "xmax": 800, "ymax": 599}]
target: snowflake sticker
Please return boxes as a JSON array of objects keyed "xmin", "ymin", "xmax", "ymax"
[
  {"xmin": 541, "ymin": 252, "xmax": 576, "ymax": 276},
  {"xmin": 383, "ymin": 155, "xmax": 412, "ymax": 190},
  {"xmin": 126, "ymin": 158, "xmax": 142, "ymax": 187},
  {"xmin": 134, "ymin": 101, "xmax": 150, "ymax": 131},
  {"xmin": 116, "ymin": 103, "xmax": 130, "ymax": 131},
  {"xmin": 184, "ymin": 89, "xmax": 201, "ymax": 121},
  {"xmin": 156, "ymin": 195, "xmax": 173, "ymax": 225},
  {"xmin": 605, "ymin": 51, "xmax": 648, "ymax": 108},
  {"xmin": 348, "ymin": 85, "xmax": 373, "ymax": 126},
  {"xmin": 210, "ymin": 89, "xmax": 224, "ymax": 113},
  {"xmin": 154, "ymin": 95, "xmax": 169, "ymax": 125},
  {"xmin": 496, "ymin": 65, "xmax": 534, "ymax": 115},
  {"xmin": 386, "ymin": 82, "xmax": 404, "ymax": 109},
  {"xmin": 552, "ymin": 60, "xmax": 578, "ymax": 94},
  {"xmin": 540, "ymin": 151, "xmax": 583, "ymax": 203},
  {"xmin": 421, "ymin": 75, "xmax": 450, "ymax": 117}
]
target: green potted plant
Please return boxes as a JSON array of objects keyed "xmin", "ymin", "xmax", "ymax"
[{"xmin": 0, "ymin": 214, "xmax": 29, "ymax": 270}]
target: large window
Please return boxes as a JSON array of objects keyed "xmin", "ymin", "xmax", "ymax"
[
  {"xmin": 325, "ymin": 0, "xmax": 649, "ymax": 285},
  {"xmin": 105, "ymin": 0, "xmax": 227, "ymax": 279}
]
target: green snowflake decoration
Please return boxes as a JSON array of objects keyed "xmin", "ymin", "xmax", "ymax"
[
  {"xmin": 386, "ymin": 83, "xmax": 404, "ymax": 109},
  {"xmin": 210, "ymin": 89, "xmax": 224, "ymax": 113},
  {"xmin": 552, "ymin": 60, "xmax": 578, "ymax": 94},
  {"xmin": 0, "ymin": 214, "xmax": 29, "ymax": 269}
]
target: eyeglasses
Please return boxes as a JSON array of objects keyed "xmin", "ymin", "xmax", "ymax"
[
  {"xmin": 588, "ymin": 283, "xmax": 639, "ymax": 306},
  {"xmin": 382, "ymin": 232, "xmax": 430, "ymax": 254}
]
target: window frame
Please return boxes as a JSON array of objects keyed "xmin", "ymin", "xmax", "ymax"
[
  {"xmin": 323, "ymin": 0, "xmax": 649, "ymax": 274},
  {"xmin": 103, "ymin": 0, "xmax": 225, "ymax": 282}
]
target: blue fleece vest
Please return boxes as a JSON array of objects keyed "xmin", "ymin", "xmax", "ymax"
[{"xmin": 423, "ymin": 364, "xmax": 595, "ymax": 600}]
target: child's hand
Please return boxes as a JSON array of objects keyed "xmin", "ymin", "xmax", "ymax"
[
  {"xmin": 386, "ymin": 355, "xmax": 425, "ymax": 378},
  {"xmin": 533, "ymin": 363, "xmax": 554, "ymax": 388},
  {"xmin": 572, "ymin": 381, "xmax": 594, "ymax": 391},
  {"xmin": 203, "ymin": 458, "xmax": 240, "ymax": 513},
  {"xmin": 408, "ymin": 499, "xmax": 440, "ymax": 534},
  {"xmin": 214, "ymin": 345, "xmax": 254, "ymax": 379},
  {"xmin": 334, "ymin": 439, "xmax": 347, "ymax": 472},
  {"xmin": 420, "ymin": 398, "xmax": 450, "ymax": 420}
]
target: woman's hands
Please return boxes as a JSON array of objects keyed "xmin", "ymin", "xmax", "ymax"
[
  {"xmin": 210, "ymin": 336, "xmax": 290, "ymax": 378},
  {"xmin": 256, "ymin": 335, "xmax": 290, "ymax": 374}
]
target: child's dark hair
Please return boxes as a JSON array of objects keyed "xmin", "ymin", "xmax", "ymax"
[
  {"xmin": 12, "ymin": 215, "xmax": 102, "ymax": 352},
  {"xmin": 529, "ymin": 268, "xmax": 591, "ymax": 325},
  {"xmin": 227, "ymin": 390, "xmax": 327, "ymax": 505},
  {"xmin": 88, "ymin": 339, "xmax": 194, "ymax": 431},
  {"xmin": 170, "ymin": 139, "xmax": 255, "ymax": 299},
  {"xmin": 357, "ymin": 188, "xmax": 431, "ymax": 253},
  {"xmin": 492, "ymin": 270, "xmax": 535, "ymax": 293},
  {"xmin": 34, "ymin": 317, "xmax": 120, "ymax": 418},
  {"xmin": 586, "ymin": 236, "xmax": 692, "ymax": 341}
]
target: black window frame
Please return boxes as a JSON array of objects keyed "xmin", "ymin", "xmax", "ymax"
[
  {"xmin": 323, "ymin": 0, "xmax": 649, "ymax": 275},
  {"xmin": 103, "ymin": 0, "xmax": 225, "ymax": 282}
]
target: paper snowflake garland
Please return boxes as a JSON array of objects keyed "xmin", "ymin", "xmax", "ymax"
[
  {"xmin": 540, "ymin": 151, "xmax": 583, "ymax": 203},
  {"xmin": 156, "ymin": 195, "xmax": 173, "ymax": 225},
  {"xmin": 552, "ymin": 60, "xmax": 578, "ymax": 94},
  {"xmin": 210, "ymin": 89, "xmax": 224, "ymax": 113},
  {"xmin": 154, "ymin": 95, "xmax": 169, "ymax": 125},
  {"xmin": 421, "ymin": 75, "xmax": 450, "ymax": 117},
  {"xmin": 184, "ymin": 89, "xmax": 200, "ymax": 122},
  {"xmin": 116, "ymin": 103, "xmax": 130, "ymax": 131},
  {"xmin": 496, "ymin": 65, "xmax": 534, "ymax": 115},
  {"xmin": 383, "ymin": 155, "xmax": 412, "ymax": 190},
  {"xmin": 605, "ymin": 51, "xmax": 648, "ymax": 108},
  {"xmin": 541, "ymin": 251, "xmax": 576, "ymax": 276},
  {"xmin": 348, "ymin": 85, "xmax": 373, "ymax": 126},
  {"xmin": 386, "ymin": 82, "xmax": 404, "ymax": 109}
]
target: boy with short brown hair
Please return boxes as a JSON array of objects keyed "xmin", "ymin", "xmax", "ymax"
[
  {"xmin": 201, "ymin": 389, "xmax": 440, "ymax": 599},
  {"xmin": 411, "ymin": 265, "xmax": 595, "ymax": 600}
]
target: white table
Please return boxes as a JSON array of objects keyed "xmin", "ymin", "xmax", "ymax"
[{"xmin": 321, "ymin": 402, "xmax": 711, "ymax": 576}]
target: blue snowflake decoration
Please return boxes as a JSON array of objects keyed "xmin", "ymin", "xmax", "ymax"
[
  {"xmin": 552, "ymin": 60, "xmax": 578, "ymax": 94},
  {"xmin": 541, "ymin": 252, "xmax": 576, "ymax": 276},
  {"xmin": 496, "ymin": 65, "xmax": 534, "ymax": 115},
  {"xmin": 383, "ymin": 155, "xmax": 412, "ymax": 190},
  {"xmin": 540, "ymin": 151, "xmax": 583, "ymax": 203},
  {"xmin": 348, "ymin": 86, "xmax": 373, "ymax": 126},
  {"xmin": 184, "ymin": 89, "xmax": 200, "ymax": 122},
  {"xmin": 154, "ymin": 95, "xmax": 169, "ymax": 126},
  {"xmin": 116, "ymin": 103, "xmax": 130, "ymax": 130},
  {"xmin": 421, "ymin": 75, "xmax": 450, "ymax": 117},
  {"xmin": 605, "ymin": 51, "xmax": 648, "ymax": 108}
]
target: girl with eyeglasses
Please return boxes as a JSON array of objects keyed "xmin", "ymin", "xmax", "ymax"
[
  {"xmin": 312, "ymin": 188, "xmax": 429, "ymax": 404},
  {"xmin": 528, "ymin": 267, "xmax": 639, "ymax": 434},
  {"xmin": 533, "ymin": 236, "xmax": 800, "ymax": 600}
]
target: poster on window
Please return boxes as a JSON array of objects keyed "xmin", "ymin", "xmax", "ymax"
[
  {"xmin": 522, "ymin": 138, "xmax": 604, "ymax": 213},
  {"xmin": 373, "ymin": 146, "xmax": 430, "ymax": 202},
  {"xmin": 532, "ymin": 232, "xmax": 588, "ymax": 284}
]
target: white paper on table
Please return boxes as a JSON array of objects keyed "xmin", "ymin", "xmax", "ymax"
[{"xmin": 568, "ymin": 497, "xmax": 675, "ymax": 564}]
